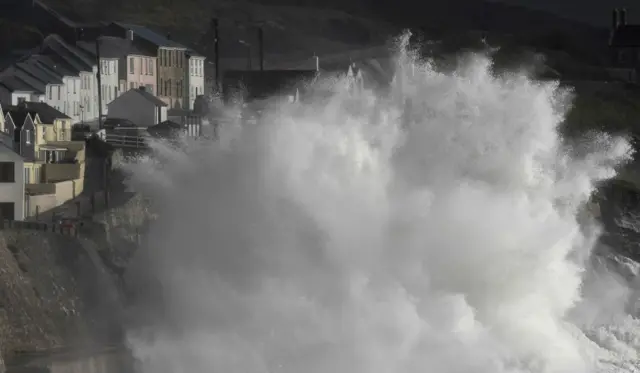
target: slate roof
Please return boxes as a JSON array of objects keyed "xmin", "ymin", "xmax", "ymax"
[
  {"xmin": 31, "ymin": 54, "xmax": 76, "ymax": 77},
  {"xmin": 16, "ymin": 61, "xmax": 63, "ymax": 85},
  {"xmin": 222, "ymin": 70, "xmax": 319, "ymax": 101},
  {"xmin": 77, "ymin": 36, "xmax": 151, "ymax": 59},
  {"xmin": 11, "ymin": 102, "xmax": 70, "ymax": 123},
  {"xmin": 109, "ymin": 88, "xmax": 167, "ymax": 107},
  {"xmin": 114, "ymin": 22, "xmax": 187, "ymax": 49},
  {"xmin": 11, "ymin": 69, "xmax": 46, "ymax": 94},
  {"xmin": 41, "ymin": 35, "xmax": 94, "ymax": 72},
  {"xmin": 0, "ymin": 76, "xmax": 37, "ymax": 92},
  {"xmin": 5, "ymin": 109, "xmax": 36, "ymax": 129},
  {"xmin": 610, "ymin": 25, "xmax": 640, "ymax": 48}
]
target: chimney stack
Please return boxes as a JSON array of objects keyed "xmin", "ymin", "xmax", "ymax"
[
  {"xmin": 315, "ymin": 55, "xmax": 319, "ymax": 71},
  {"xmin": 620, "ymin": 8, "xmax": 627, "ymax": 26},
  {"xmin": 166, "ymin": 32, "xmax": 171, "ymax": 40},
  {"xmin": 612, "ymin": 8, "xmax": 620, "ymax": 30},
  {"xmin": 127, "ymin": 30, "xmax": 134, "ymax": 40}
]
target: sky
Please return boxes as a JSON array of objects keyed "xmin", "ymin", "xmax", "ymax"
[{"xmin": 495, "ymin": 0, "xmax": 640, "ymax": 27}]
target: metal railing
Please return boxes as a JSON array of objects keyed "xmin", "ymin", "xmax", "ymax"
[{"xmin": 104, "ymin": 132, "xmax": 149, "ymax": 149}]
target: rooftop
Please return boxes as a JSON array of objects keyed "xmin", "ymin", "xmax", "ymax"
[
  {"xmin": 77, "ymin": 36, "xmax": 151, "ymax": 59},
  {"xmin": 113, "ymin": 22, "xmax": 188, "ymax": 49},
  {"xmin": 0, "ymin": 75, "xmax": 38, "ymax": 93},
  {"xmin": 41, "ymin": 35, "xmax": 95, "ymax": 73},
  {"xmin": 110, "ymin": 88, "xmax": 168, "ymax": 107},
  {"xmin": 8, "ymin": 102, "xmax": 70, "ymax": 123},
  {"xmin": 16, "ymin": 61, "xmax": 63, "ymax": 85},
  {"xmin": 5, "ymin": 109, "xmax": 37, "ymax": 128},
  {"xmin": 30, "ymin": 54, "xmax": 76, "ymax": 77}
]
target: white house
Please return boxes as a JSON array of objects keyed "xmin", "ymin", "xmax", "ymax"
[
  {"xmin": 99, "ymin": 58, "xmax": 119, "ymax": 115},
  {"xmin": 0, "ymin": 142, "xmax": 25, "ymax": 221},
  {"xmin": 41, "ymin": 35, "xmax": 99, "ymax": 124},
  {"xmin": 187, "ymin": 52, "xmax": 206, "ymax": 110},
  {"xmin": 15, "ymin": 59, "xmax": 70, "ymax": 115},
  {"xmin": 107, "ymin": 87, "xmax": 168, "ymax": 127}
]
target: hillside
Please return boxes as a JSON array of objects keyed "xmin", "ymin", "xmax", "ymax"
[{"xmin": 0, "ymin": 230, "xmax": 122, "ymax": 357}]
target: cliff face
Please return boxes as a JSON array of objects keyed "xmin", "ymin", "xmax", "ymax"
[{"xmin": 0, "ymin": 230, "xmax": 123, "ymax": 358}]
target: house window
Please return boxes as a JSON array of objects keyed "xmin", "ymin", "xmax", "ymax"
[
  {"xmin": 150, "ymin": 59, "xmax": 154, "ymax": 75},
  {"xmin": 56, "ymin": 86, "xmax": 60, "ymax": 99},
  {"xmin": 114, "ymin": 86, "xmax": 118, "ymax": 98},
  {"xmin": 159, "ymin": 79, "xmax": 164, "ymax": 95},
  {"xmin": 25, "ymin": 130, "xmax": 31, "ymax": 144},
  {"xmin": 18, "ymin": 97, "xmax": 26, "ymax": 104},
  {"xmin": 142, "ymin": 59, "xmax": 146, "ymax": 75},
  {"xmin": 168, "ymin": 79, "xmax": 172, "ymax": 96},
  {"xmin": 130, "ymin": 82, "xmax": 134, "ymax": 90},
  {"xmin": 146, "ymin": 84, "xmax": 153, "ymax": 94},
  {"xmin": 0, "ymin": 162, "xmax": 15, "ymax": 182},
  {"xmin": 34, "ymin": 167, "xmax": 40, "ymax": 183},
  {"xmin": 129, "ymin": 57, "xmax": 134, "ymax": 73},
  {"xmin": 0, "ymin": 202, "xmax": 14, "ymax": 220},
  {"xmin": 24, "ymin": 168, "xmax": 30, "ymax": 184}
]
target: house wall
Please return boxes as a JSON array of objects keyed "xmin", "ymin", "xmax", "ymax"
[
  {"xmin": 126, "ymin": 55, "xmax": 157, "ymax": 95},
  {"xmin": 45, "ymin": 84, "xmax": 65, "ymax": 113},
  {"xmin": 24, "ymin": 162, "xmax": 43, "ymax": 184},
  {"xmin": 0, "ymin": 146, "xmax": 25, "ymax": 220},
  {"xmin": 80, "ymin": 68, "xmax": 99, "ymax": 123},
  {"xmin": 18, "ymin": 116, "xmax": 36, "ymax": 161},
  {"xmin": 107, "ymin": 92, "xmax": 156, "ymax": 127},
  {"xmin": 62, "ymin": 77, "xmax": 81, "ymax": 123},
  {"xmin": 100, "ymin": 58, "xmax": 120, "ymax": 115},
  {"xmin": 157, "ymin": 47, "xmax": 188, "ymax": 109},
  {"xmin": 25, "ymin": 192, "xmax": 56, "ymax": 217},
  {"xmin": 188, "ymin": 56, "xmax": 206, "ymax": 110},
  {"xmin": 54, "ymin": 118, "xmax": 73, "ymax": 141}
]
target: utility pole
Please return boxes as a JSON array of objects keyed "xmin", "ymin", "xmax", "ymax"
[
  {"xmin": 213, "ymin": 18, "xmax": 219, "ymax": 92},
  {"xmin": 258, "ymin": 27, "xmax": 264, "ymax": 71},
  {"xmin": 95, "ymin": 37, "xmax": 103, "ymax": 130}
]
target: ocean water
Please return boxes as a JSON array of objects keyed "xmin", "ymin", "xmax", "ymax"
[{"xmin": 122, "ymin": 34, "xmax": 640, "ymax": 373}]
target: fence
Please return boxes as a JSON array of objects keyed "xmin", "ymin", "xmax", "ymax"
[
  {"xmin": 104, "ymin": 132, "xmax": 149, "ymax": 149},
  {"xmin": 0, "ymin": 219, "xmax": 77, "ymax": 237}
]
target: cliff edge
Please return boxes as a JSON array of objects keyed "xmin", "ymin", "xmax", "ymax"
[{"xmin": 0, "ymin": 229, "xmax": 123, "ymax": 358}]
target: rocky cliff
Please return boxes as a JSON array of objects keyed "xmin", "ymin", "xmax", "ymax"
[{"xmin": 0, "ymin": 229, "xmax": 123, "ymax": 359}]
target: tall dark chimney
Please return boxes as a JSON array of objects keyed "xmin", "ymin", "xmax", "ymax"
[
  {"xmin": 612, "ymin": 8, "xmax": 620, "ymax": 30},
  {"xmin": 258, "ymin": 27, "xmax": 264, "ymax": 71},
  {"xmin": 213, "ymin": 18, "xmax": 219, "ymax": 91},
  {"xmin": 166, "ymin": 32, "xmax": 171, "ymax": 40},
  {"xmin": 620, "ymin": 8, "xmax": 627, "ymax": 26}
]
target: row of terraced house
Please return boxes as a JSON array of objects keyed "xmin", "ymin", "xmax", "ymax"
[{"xmin": 0, "ymin": 22, "xmax": 207, "ymax": 127}]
